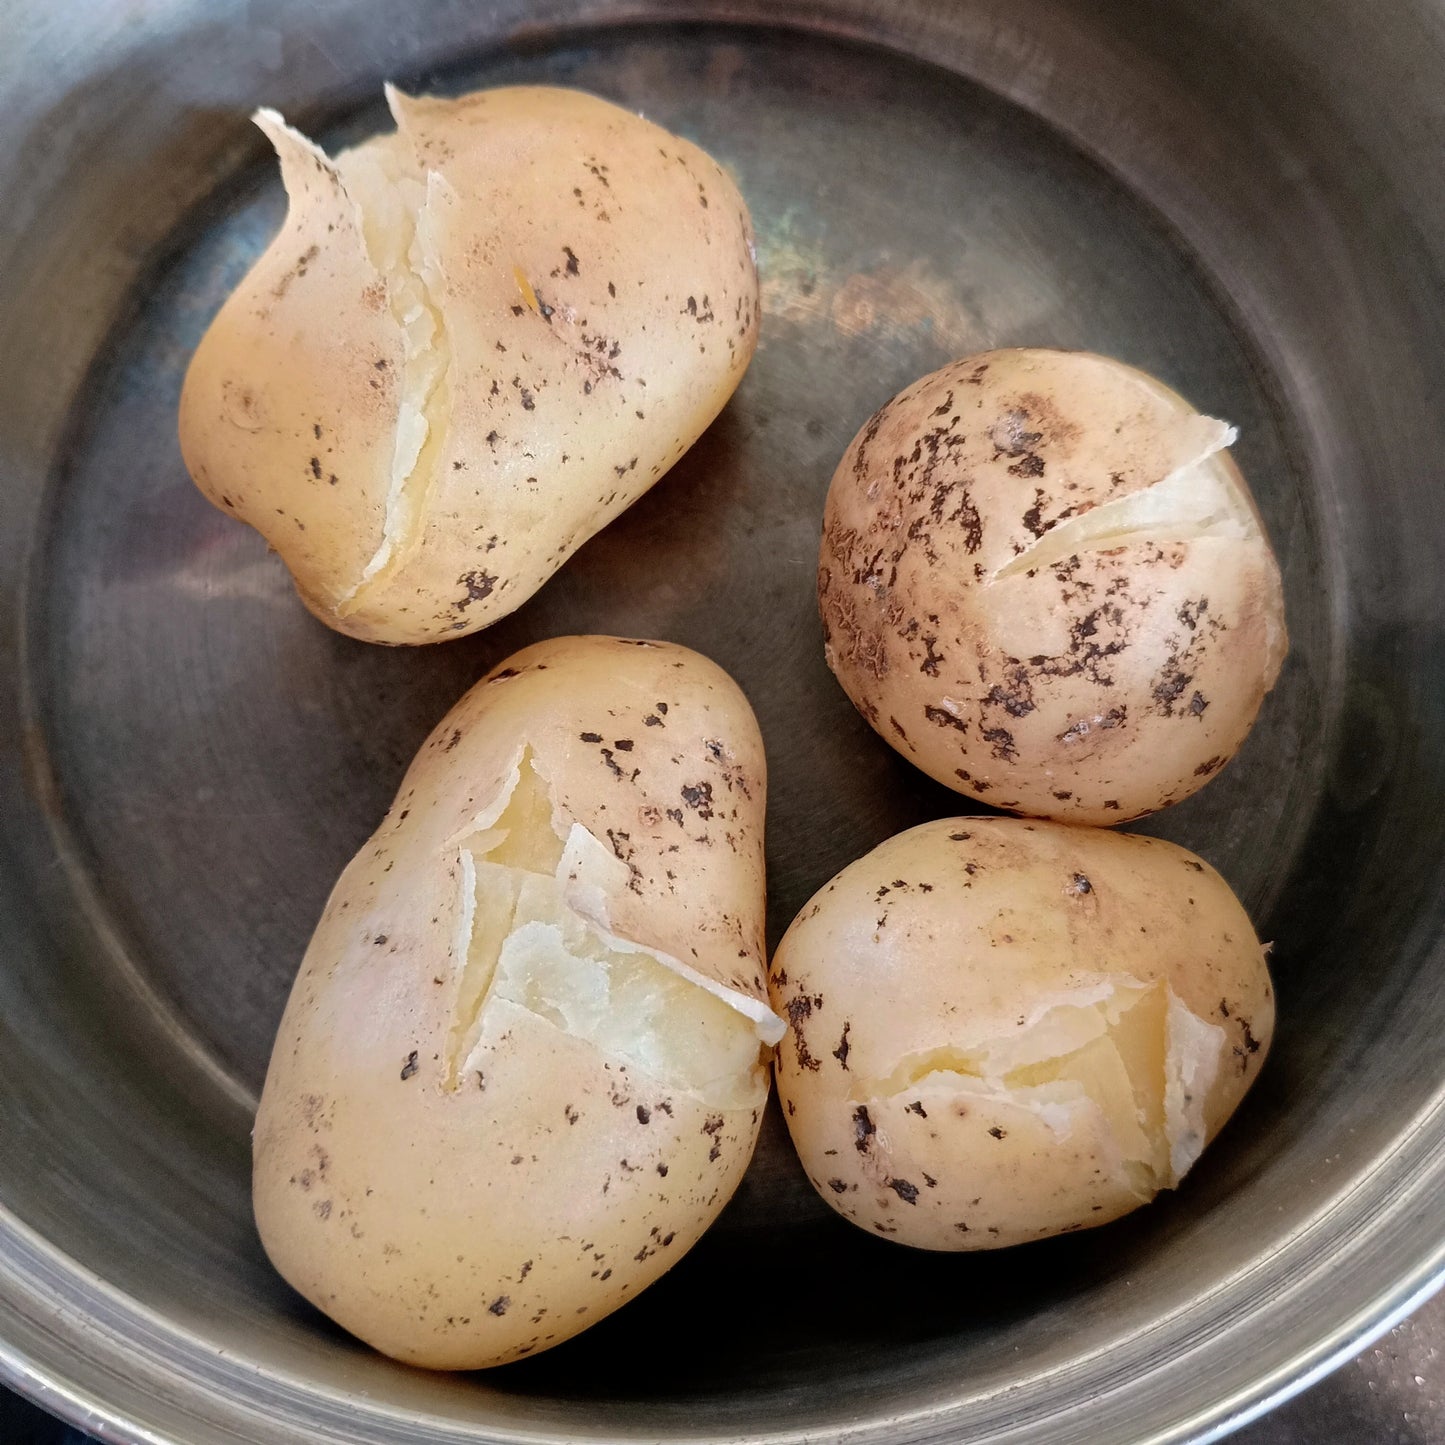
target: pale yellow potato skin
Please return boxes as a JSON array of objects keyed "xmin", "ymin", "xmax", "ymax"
[
  {"xmin": 819, "ymin": 349, "xmax": 1288, "ymax": 823},
  {"xmin": 770, "ymin": 818, "xmax": 1274, "ymax": 1251},
  {"xmin": 253, "ymin": 637, "xmax": 773, "ymax": 1368},
  {"xmin": 181, "ymin": 87, "xmax": 760, "ymax": 644}
]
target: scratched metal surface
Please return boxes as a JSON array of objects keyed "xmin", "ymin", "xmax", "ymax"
[{"xmin": 2, "ymin": 6, "xmax": 1445, "ymax": 1445}]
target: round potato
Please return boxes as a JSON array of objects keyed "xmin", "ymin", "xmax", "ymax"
[
  {"xmin": 253, "ymin": 636, "xmax": 782, "ymax": 1368},
  {"xmin": 771, "ymin": 818, "xmax": 1274, "ymax": 1250},
  {"xmin": 818, "ymin": 349, "xmax": 1288, "ymax": 822},
  {"xmin": 181, "ymin": 87, "xmax": 759, "ymax": 644}
]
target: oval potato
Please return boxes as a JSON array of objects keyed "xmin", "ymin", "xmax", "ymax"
[
  {"xmin": 771, "ymin": 818, "xmax": 1274, "ymax": 1249},
  {"xmin": 253, "ymin": 636, "xmax": 782, "ymax": 1367},
  {"xmin": 818, "ymin": 349, "xmax": 1288, "ymax": 822},
  {"xmin": 182, "ymin": 87, "xmax": 760, "ymax": 644}
]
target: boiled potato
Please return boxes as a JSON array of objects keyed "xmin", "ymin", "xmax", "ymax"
[
  {"xmin": 253, "ymin": 636, "xmax": 782, "ymax": 1368},
  {"xmin": 181, "ymin": 87, "xmax": 759, "ymax": 644},
  {"xmin": 771, "ymin": 818, "xmax": 1273, "ymax": 1249},
  {"xmin": 819, "ymin": 349, "xmax": 1288, "ymax": 822}
]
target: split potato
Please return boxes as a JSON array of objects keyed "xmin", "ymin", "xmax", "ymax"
[
  {"xmin": 771, "ymin": 817, "xmax": 1273, "ymax": 1249},
  {"xmin": 819, "ymin": 349, "xmax": 1288, "ymax": 822},
  {"xmin": 181, "ymin": 86, "xmax": 759, "ymax": 644},
  {"xmin": 253, "ymin": 636, "xmax": 782, "ymax": 1368}
]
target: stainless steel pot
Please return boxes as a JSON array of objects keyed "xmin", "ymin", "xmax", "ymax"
[{"xmin": 3, "ymin": 2, "xmax": 1444, "ymax": 1442}]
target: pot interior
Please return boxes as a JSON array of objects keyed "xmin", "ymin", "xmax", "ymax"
[{"xmin": 2, "ymin": 8, "xmax": 1444, "ymax": 1444}]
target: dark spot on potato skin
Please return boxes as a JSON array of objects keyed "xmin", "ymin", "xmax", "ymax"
[
  {"xmin": 785, "ymin": 995, "xmax": 823, "ymax": 1072},
  {"xmin": 832, "ymin": 1022, "xmax": 852, "ymax": 1070},
  {"xmin": 400, "ymin": 1051, "xmax": 419, "ymax": 1081},
  {"xmin": 1020, "ymin": 487, "xmax": 1048, "ymax": 533},
  {"xmin": 456, "ymin": 570, "xmax": 497, "ymax": 610},
  {"xmin": 1178, "ymin": 598, "xmax": 1209, "ymax": 629},
  {"xmin": 681, "ymin": 781, "xmax": 714, "ymax": 818},
  {"xmin": 702, "ymin": 1114, "xmax": 725, "ymax": 1163},
  {"xmin": 887, "ymin": 1178, "xmax": 920, "ymax": 1205},
  {"xmin": 983, "ymin": 679, "xmax": 1036, "ymax": 719},
  {"xmin": 1152, "ymin": 660, "xmax": 1194, "ymax": 714},
  {"xmin": 853, "ymin": 1105, "xmax": 876, "ymax": 1153},
  {"xmin": 924, "ymin": 704, "xmax": 967, "ymax": 733},
  {"xmin": 981, "ymin": 725, "xmax": 1018, "ymax": 762}
]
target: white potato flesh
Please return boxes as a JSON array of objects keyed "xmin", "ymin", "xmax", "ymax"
[
  {"xmin": 181, "ymin": 87, "xmax": 760, "ymax": 644},
  {"xmin": 770, "ymin": 818, "xmax": 1274, "ymax": 1250},
  {"xmin": 818, "ymin": 349, "xmax": 1288, "ymax": 823},
  {"xmin": 253, "ymin": 637, "xmax": 780, "ymax": 1368}
]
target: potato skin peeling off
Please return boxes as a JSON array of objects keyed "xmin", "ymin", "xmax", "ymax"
[
  {"xmin": 818, "ymin": 348, "xmax": 1289, "ymax": 823},
  {"xmin": 180, "ymin": 86, "xmax": 760, "ymax": 644},
  {"xmin": 252, "ymin": 637, "xmax": 779, "ymax": 1368},
  {"xmin": 770, "ymin": 818, "xmax": 1274, "ymax": 1250}
]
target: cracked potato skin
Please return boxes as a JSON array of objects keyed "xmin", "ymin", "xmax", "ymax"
[
  {"xmin": 181, "ymin": 87, "xmax": 760, "ymax": 645},
  {"xmin": 818, "ymin": 349, "xmax": 1287, "ymax": 823},
  {"xmin": 770, "ymin": 818, "xmax": 1275, "ymax": 1250},
  {"xmin": 253, "ymin": 637, "xmax": 774, "ymax": 1368}
]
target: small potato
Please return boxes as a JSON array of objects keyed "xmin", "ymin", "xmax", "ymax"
[
  {"xmin": 819, "ymin": 349, "xmax": 1288, "ymax": 823},
  {"xmin": 771, "ymin": 818, "xmax": 1273, "ymax": 1249},
  {"xmin": 181, "ymin": 87, "xmax": 759, "ymax": 644},
  {"xmin": 253, "ymin": 637, "xmax": 782, "ymax": 1368}
]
